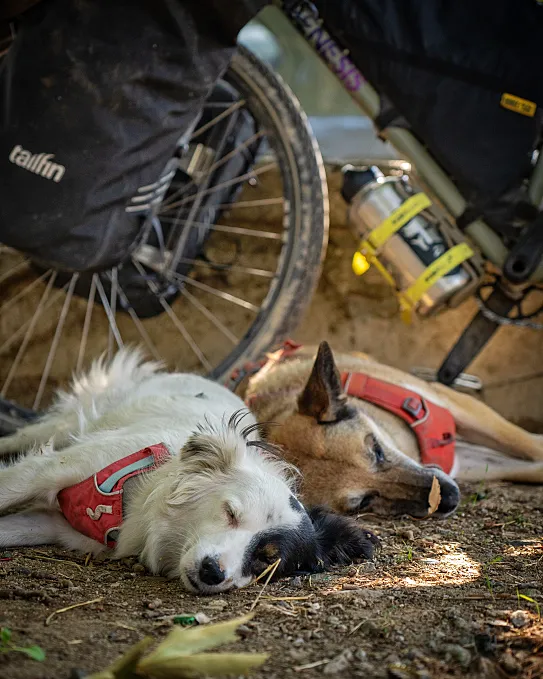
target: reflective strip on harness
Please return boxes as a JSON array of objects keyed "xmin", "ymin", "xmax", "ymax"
[
  {"xmin": 340, "ymin": 372, "xmax": 456, "ymax": 475},
  {"xmin": 57, "ymin": 443, "xmax": 171, "ymax": 547}
]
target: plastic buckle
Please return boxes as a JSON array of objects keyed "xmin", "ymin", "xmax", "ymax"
[{"xmin": 402, "ymin": 396, "xmax": 423, "ymax": 419}]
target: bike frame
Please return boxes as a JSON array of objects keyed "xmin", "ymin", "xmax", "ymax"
[{"xmin": 277, "ymin": 0, "xmax": 543, "ymax": 282}]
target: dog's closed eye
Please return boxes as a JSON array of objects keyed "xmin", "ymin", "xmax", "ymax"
[{"xmin": 223, "ymin": 502, "xmax": 239, "ymax": 528}]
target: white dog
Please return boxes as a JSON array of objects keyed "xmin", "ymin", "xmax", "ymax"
[{"xmin": 0, "ymin": 350, "xmax": 376, "ymax": 593}]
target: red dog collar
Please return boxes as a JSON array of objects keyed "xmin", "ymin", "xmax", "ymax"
[
  {"xmin": 57, "ymin": 443, "xmax": 171, "ymax": 548},
  {"xmin": 234, "ymin": 340, "xmax": 455, "ymax": 475}
]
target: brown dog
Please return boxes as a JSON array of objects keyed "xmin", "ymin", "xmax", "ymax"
[{"xmin": 237, "ymin": 342, "xmax": 543, "ymax": 519}]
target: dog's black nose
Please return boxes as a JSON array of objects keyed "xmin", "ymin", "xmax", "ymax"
[
  {"xmin": 437, "ymin": 479, "xmax": 461, "ymax": 515},
  {"xmin": 199, "ymin": 557, "xmax": 225, "ymax": 586}
]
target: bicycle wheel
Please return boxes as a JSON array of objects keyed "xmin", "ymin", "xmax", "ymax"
[{"xmin": 0, "ymin": 45, "xmax": 328, "ymax": 427}]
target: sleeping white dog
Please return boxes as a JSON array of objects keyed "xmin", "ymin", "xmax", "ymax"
[{"xmin": 0, "ymin": 350, "xmax": 376, "ymax": 593}]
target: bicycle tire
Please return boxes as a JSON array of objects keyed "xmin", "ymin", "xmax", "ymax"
[{"xmin": 0, "ymin": 45, "xmax": 328, "ymax": 419}]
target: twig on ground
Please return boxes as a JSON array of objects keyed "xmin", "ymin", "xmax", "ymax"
[
  {"xmin": 249, "ymin": 559, "xmax": 281, "ymax": 612},
  {"xmin": 45, "ymin": 596, "xmax": 104, "ymax": 626}
]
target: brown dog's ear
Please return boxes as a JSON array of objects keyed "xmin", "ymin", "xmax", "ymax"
[{"xmin": 298, "ymin": 341, "xmax": 346, "ymax": 422}]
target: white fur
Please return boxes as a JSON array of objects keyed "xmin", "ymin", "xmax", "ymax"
[{"xmin": 0, "ymin": 349, "xmax": 303, "ymax": 593}]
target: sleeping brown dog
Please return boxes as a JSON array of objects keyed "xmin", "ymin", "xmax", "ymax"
[{"xmin": 236, "ymin": 342, "xmax": 543, "ymax": 519}]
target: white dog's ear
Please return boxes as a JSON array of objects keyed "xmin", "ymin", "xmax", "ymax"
[
  {"xmin": 298, "ymin": 341, "xmax": 347, "ymax": 423},
  {"xmin": 180, "ymin": 428, "xmax": 240, "ymax": 474}
]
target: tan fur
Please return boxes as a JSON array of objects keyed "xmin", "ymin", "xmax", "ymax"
[{"xmin": 240, "ymin": 344, "xmax": 543, "ymax": 515}]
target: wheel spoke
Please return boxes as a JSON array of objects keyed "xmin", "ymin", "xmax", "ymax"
[
  {"xmin": 175, "ymin": 258, "xmax": 275, "ymax": 278},
  {"xmin": 211, "ymin": 197, "xmax": 284, "ymax": 210},
  {"xmin": 107, "ymin": 268, "xmax": 119, "ymax": 361},
  {"xmin": 159, "ymin": 163, "xmax": 276, "ymax": 213},
  {"xmin": 0, "ymin": 257, "xmax": 29, "ymax": 286},
  {"xmin": 190, "ymin": 100, "xmax": 246, "ymax": 141},
  {"xmin": 1, "ymin": 271, "xmax": 58, "ymax": 397},
  {"xmin": 167, "ymin": 270, "xmax": 259, "ymax": 312},
  {"xmin": 95, "ymin": 276, "xmax": 124, "ymax": 353},
  {"xmin": 115, "ymin": 280, "xmax": 162, "ymax": 362},
  {"xmin": 179, "ymin": 287, "xmax": 238, "ymax": 345},
  {"xmin": 162, "ymin": 130, "xmax": 266, "ymax": 207},
  {"xmin": 76, "ymin": 274, "xmax": 97, "ymax": 374},
  {"xmin": 134, "ymin": 244, "xmax": 275, "ymax": 278},
  {"xmin": 33, "ymin": 273, "xmax": 79, "ymax": 410},
  {"xmin": 0, "ymin": 276, "xmax": 72, "ymax": 357},
  {"xmin": 0, "ymin": 268, "xmax": 53, "ymax": 315},
  {"xmin": 155, "ymin": 218, "xmax": 283, "ymax": 241},
  {"xmin": 132, "ymin": 260, "xmax": 212, "ymax": 371}
]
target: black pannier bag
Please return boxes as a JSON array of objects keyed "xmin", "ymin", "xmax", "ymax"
[
  {"xmin": 0, "ymin": 0, "xmax": 259, "ymax": 272},
  {"xmin": 315, "ymin": 0, "xmax": 543, "ymax": 237}
]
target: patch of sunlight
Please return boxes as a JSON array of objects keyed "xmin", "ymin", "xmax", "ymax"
[{"xmin": 400, "ymin": 548, "xmax": 482, "ymax": 587}]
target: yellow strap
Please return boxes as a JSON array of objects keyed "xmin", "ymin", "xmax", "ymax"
[
  {"xmin": 368, "ymin": 192, "xmax": 432, "ymax": 249},
  {"xmin": 403, "ymin": 242, "xmax": 474, "ymax": 306}
]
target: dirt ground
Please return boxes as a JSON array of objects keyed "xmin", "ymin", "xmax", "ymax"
[
  {"xmin": 1, "ymin": 168, "xmax": 542, "ymax": 678},
  {"xmin": 1, "ymin": 482, "xmax": 542, "ymax": 679}
]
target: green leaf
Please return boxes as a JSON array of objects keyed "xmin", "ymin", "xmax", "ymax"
[
  {"xmin": 18, "ymin": 645, "xmax": 46, "ymax": 662},
  {"xmin": 1, "ymin": 627, "xmax": 11, "ymax": 643},
  {"xmin": 519, "ymin": 593, "xmax": 536, "ymax": 604}
]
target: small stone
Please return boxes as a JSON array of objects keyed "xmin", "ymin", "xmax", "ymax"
[
  {"xmin": 387, "ymin": 663, "xmax": 419, "ymax": 679},
  {"xmin": 510, "ymin": 610, "xmax": 530, "ymax": 629},
  {"xmin": 132, "ymin": 563, "xmax": 146, "ymax": 574},
  {"xmin": 289, "ymin": 648, "xmax": 308, "ymax": 661},
  {"xmin": 500, "ymin": 652, "xmax": 521, "ymax": 675},
  {"xmin": 206, "ymin": 599, "xmax": 227, "ymax": 610},
  {"xmin": 145, "ymin": 598, "xmax": 162, "ymax": 610},
  {"xmin": 122, "ymin": 557, "xmax": 137, "ymax": 568},
  {"xmin": 360, "ymin": 562, "xmax": 376, "ymax": 573},
  {"xmin": 291, "ymin": 576, "xmax": 303, "ymax": 588},
  {"xmin": 143, "ymin": 610, "xmax": 161, "ymax": 619},
  {"xmin": 399, "ymin": 530, "xmax": 415, "ymax": 541},
  {"xmin": 310, "ymin": 572, "xmax": 330, "ymax": 582},
  {"xmin": 293, "ymin": 637, "xmax": 305, "ymax": 647},
  {"xmin": 92, "ymin": 552, "xmax": 108, "ymax": 563},
  {"xmin": 354, "ymin": 649, "xmax": 367, "ymax": 662},
  {"xmin": 451, "ymin": 617, "xmax": 471, "ymax": 632},
  {"xmin": 328, "ymin": 615, "xmax": 341, "ymax": 626},
  {"xmin": 195, "ymin": 612, "xmax": 211, "ymax": 624},
  {"xmin": 323, "ymin": 649, "xmax": 353, "ymax": 674},
  {"xmin": 440, "ymin": 644, "xmax": 472, "ymax": 668}
]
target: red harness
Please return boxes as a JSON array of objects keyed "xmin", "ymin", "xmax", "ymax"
[
  {"xmin": 57, "ymin": 443, "xmax": 171, "ymax": 548},
  {"xmin": 340, "ymin": 371, "xmax": 455, "ymax": 474},
  {"xmin": 232, "ymin": 341, "xmax": 456, "ymax": 475}
]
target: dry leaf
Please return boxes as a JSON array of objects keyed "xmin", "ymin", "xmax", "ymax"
[
  {"xmin": 427, "ymin": 476, "xmax": 441, "ymax": 516},
  {"xmin": 86, "ymin": 637, "xmax": 154, "ymax": 679},
  {"xmin": 138, "ymin": 652, "xmax": 269, "ymax": 679},
  {"xmin": 87, "ymin": 614, "xmax": 267, "ymax": 679},
  {"xmin": 146, "ymin": 613, "xmax": 254, "ymax": 659}
]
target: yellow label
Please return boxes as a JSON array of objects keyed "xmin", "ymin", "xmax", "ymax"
[
  {"xmin": 368, "ymin": 193, "xmax": 432, "ymax": 249},
  {"xmin": 352, "ymin": 251, "xmax": 370, "ymax": 276},
  {"xmin": 500, "ymin": 93, "xmax": 537, "ymax": 118},
  {"xmin": 403, "ymin": 242, "xmax": 474, "ymax": 306}
]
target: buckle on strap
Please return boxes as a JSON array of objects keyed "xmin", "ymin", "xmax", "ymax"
[{"xmin": 402, "ymin": 396, "xmax": 424, "ymax": 420}]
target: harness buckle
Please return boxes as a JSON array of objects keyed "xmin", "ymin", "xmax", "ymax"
[{"xmin": 402, "ymin": 396, "xmax": 423, "ymax": 419}]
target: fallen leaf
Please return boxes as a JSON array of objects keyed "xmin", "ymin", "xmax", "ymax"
[{"xmin": 427, "ymin": 476, "xmax": 441, "ymax": 516}]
